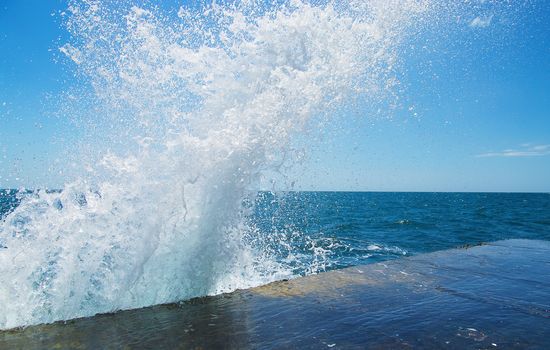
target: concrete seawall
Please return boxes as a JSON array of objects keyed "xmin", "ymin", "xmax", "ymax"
[{"xmin": 1, "ymin": 239, "xmax": 549, "ymax": 349}]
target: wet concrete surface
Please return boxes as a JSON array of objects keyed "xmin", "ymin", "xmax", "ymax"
[{"xmin": 1, "ymin": 239, "xmax": 549, "ymax": 349}]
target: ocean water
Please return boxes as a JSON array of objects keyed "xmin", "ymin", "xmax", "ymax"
[
  {"xmin": 3, "ymin": 190, "xmax": 549, "ymax": 274},
  {"xmin": 251, "ymin": 191, "xmax": 550, "ymax": 271},
  {"xmin": 0, "ymin": 0, "xmax": 540, "ymax": 331}
]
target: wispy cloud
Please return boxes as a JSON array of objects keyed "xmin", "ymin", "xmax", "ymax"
[
  {"xmin": 469, "ymin": 15, "xmax": 493, "ymax": 28},
  {"xmin": 476, "ymin": 144, "xmax": 550, "ymax": 158}
]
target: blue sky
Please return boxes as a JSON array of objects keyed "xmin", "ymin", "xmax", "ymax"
[{"xmin": 1, "ymin": 0, "xmax": 549, "ymax": 192}]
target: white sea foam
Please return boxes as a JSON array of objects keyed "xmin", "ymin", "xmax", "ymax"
[{"xmin": 0, "ymin": 0, "xmax": 431, "ymax": 329}]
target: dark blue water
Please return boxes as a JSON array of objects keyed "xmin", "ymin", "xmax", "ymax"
[
  {"xmin": 249, "ymin": 191, "xmax": 550, "ymax": 273},
  {"xmin": 2, "ymin": 190, "xmax": 550, "ymax": 273},
  {"xmin": 0, "ymin": 190, "xmax": 21, "ymax": 220}
]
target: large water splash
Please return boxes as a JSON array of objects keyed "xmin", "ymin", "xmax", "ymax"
[{"xmin": 0, "ymin": 0, "xmax": 431, "ymax": 329}]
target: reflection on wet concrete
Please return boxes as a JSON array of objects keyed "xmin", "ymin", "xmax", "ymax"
[{"xmin": 1, "ymin": 239, "xmax": 549, "ymax": 349}]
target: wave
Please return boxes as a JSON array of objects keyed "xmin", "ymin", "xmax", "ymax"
[{"xmin": 0, "ymin": 0, "xmax": 432, "ymax": 329}]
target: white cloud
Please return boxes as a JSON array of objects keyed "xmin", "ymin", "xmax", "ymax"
[
  {"xmin": 469, "ymin": 15, "xmax": 493, "ymax": 28},
  {"xmin": 476, "ymin": 144, "xmax": 550, "ymax": 158}
]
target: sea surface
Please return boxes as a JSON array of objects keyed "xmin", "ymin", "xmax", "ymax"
[
  {"xmin": 253, "ymin": 191, "xmax": 550, "ymax": 270},
  {"xmin": 3, "ymin": 190, "xmax": 549, "ymax": 271}
]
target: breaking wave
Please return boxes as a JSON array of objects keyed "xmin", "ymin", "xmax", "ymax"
[{"xmin": 0, "ymin": 0, "xmax": 432, "ymax": 329}]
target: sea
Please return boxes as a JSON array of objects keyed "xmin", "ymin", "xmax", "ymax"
[
  {"xmin": 2, "ymin": 189, "xmax": 549, "ymax": 286},
  {"xmin": 3, "ymin": 190, "xmax": 549, "ymax": 267},
  {"xmin": 250, "ymin": 191, "xmax": 550, "ymax": 270}
]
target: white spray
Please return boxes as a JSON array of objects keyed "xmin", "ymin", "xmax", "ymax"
[{"xmin": 0, "ymin": 0, "xmax": 431, "ymax": 329}]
